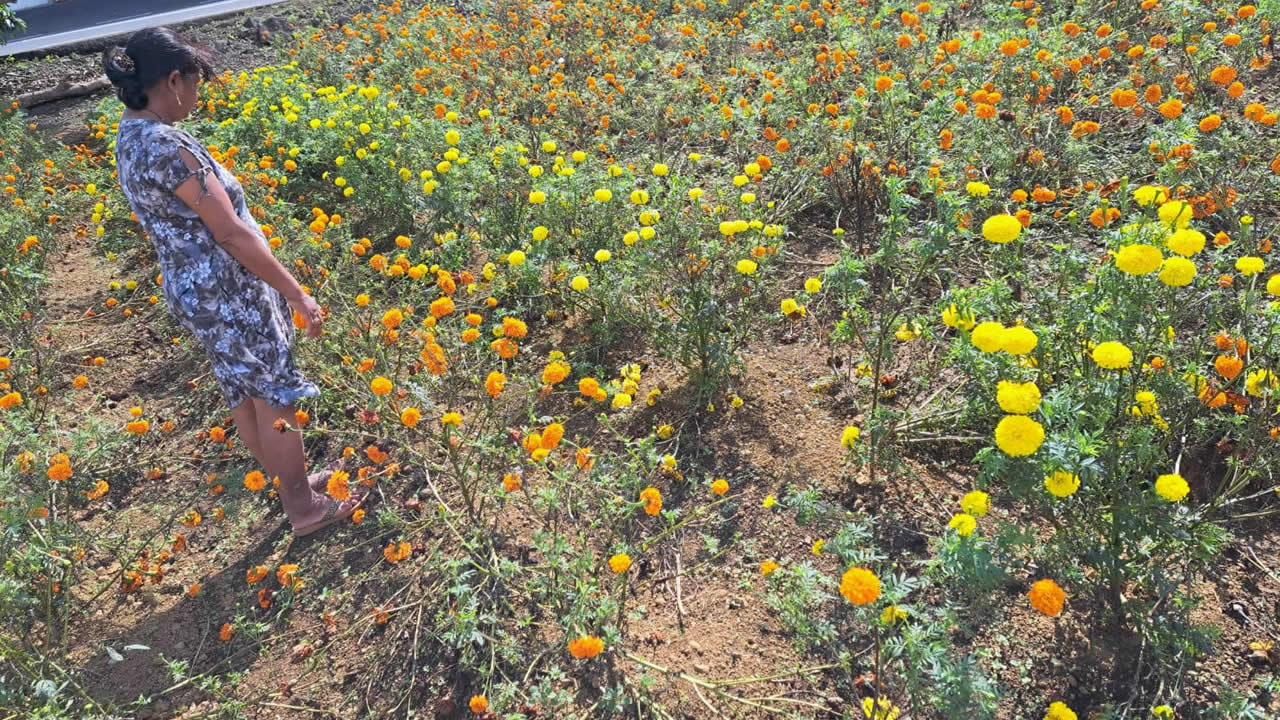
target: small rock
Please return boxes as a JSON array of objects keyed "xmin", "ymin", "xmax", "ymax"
[
  {"xmin": 689, "ymin": 640, "xmax": 702, "ymax": 654},
  {"xmin": 694, "ymin": 663, "xmax": 710, "ymax": 674}
]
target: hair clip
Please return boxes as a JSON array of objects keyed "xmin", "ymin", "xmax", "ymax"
[{"xmin": 116, "ymin": 51, "xmax": 137, "ymax": 74}]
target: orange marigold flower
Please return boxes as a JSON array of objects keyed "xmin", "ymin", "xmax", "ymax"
[
  {"xmin": 640, "ymin": 487, "xmax": 663, "ymax": 515},
  {"xmin": 47, "ymin": 462, "xmax": 72, "ymax": 482},
  {"xmin": 400, "ymin": 407, "xmax": 421, "ymax": 427},
  {"xmin": 568, "ymin": 634, "xmax": 604, "ymax": 659},
  {"xmin": 839, "ymin": 566, "xmax": 881, "ymax": 605},
  {"xmin": 246, "ymin": 565, "xmax": 269, "ymax": 584},
  {"xmin": 209, "ymin": 426, "xmax": 226, "ymax": 442},
  {"xmin": 327, "ymin": 470, "xmax": 351, "ymax": 500},
  {"xmin": 541, "ymin": 422, "xmax": 564, "ymax": 450},
  {"xmin": 501, "ymin": 316, "xmax": 528, "ymax": 338},
  {"xmin": 485, "ymin": 370, "xmax": 506, "ymax": 398},
  {"xmin": 429, "ymin": 296, "xmax": 455, "ymax": 318},
  {"xmin": 370, "ymin": 376, "xmax": 393, "ymax": 395},
  {"xmin": 219, "ymin": 623, "xmax": 235, "ymax": 642},
  {"xmin": 711, "ymin": 478, "xmax": 729, "ymax": 495},
  {"xmin": 1028, "ymin": 578, "xmax": 1066, "ymax": 617},
  {"xmin": 503, "ymin": 472, "xmax": 522, "ymax": 492},
  {"xmin": 491, "ymin": 338, "xmax": 519, "ymax": 359},
  {"xmin": 422, "ymin": 342, "xmax": 448, "ymax": 375},
  {"xmin": 542, "ymin": 360, "xmax": 571, "ymax": 385},
  {"xmin": 469, "ymin": 695, "xmax": 489, "ymax": 714},
  {"xmin": 1198, "ymin": 114, "xmax": 1222, "ymax": 132},
  {"xmin": 384, "ymin": 541, "xmax": 412, "ymax": 564},
  {"xmin": 576, "ymin": 447, "xmax": 595, "ymax": 470},
  {"xmin": 1157, "ymin": 98, "xmax": 1183, "ymax": 119},
  {"xmin": 276, "ymin": 564, "xmax": 300, "ymax": 588},
  {"xmin": 244, "ymin": 470, "xmax": 267, "ymax": 491}
]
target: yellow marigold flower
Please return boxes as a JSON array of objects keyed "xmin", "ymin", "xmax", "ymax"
[
  {"xmin": 1157, "ymin": 200, "xmax": 1192, "ymax": 229},
  {"xmin": 528, "ymin": 191, "xmax": 546, "ymax": 204},
  {"xmin": 355, "ymin": 293, "xmax": 371, "ymax": 307},
  {"xmin": 1092, "ymin": 341, "xmax": 1133, "ymax": 369},
  {"xmin": 1114, "ymin": 244, "xmax": 1163, "ymax": 275},
  {"xmin": 1158, "ymin": 257, "xmax": 1196, "ymax": 287},
  {"xmin": 1044, "ymin": 701, "xmax": 1077, "ymax": 720},
  {"xmin": 1151, "ymin": 705, "xmax": 1174, "ymax": 720},
  {"xmin": 949, "ymin": 513, "xmax": 977, "ymax": 536},
  {"xmin": 863, "ymin": 697, "xmax": 900, "ymax": 720},
  {"xmin": 711, "ymin": 478, "xmax": 729, "ymax": 495},
  {"xmin": 1164, "ymin": 229, "xmax": 1205, "ymax": 256},
  {"xmin": 804, "ymin": 277, "xmax": 821, "ymax": 293},
  {"xmin": 895, "ymin": 322, "xmax": 921, "ymax": 341},
  {"xmin": 508, "ymin": 250, "xmax": 527, "ymax": 266},
  {"xmin": 1045, "ymin": 469, "xmax": 1081, "ymax": 497},
  {"xmin": 736, "ymin": 259, "xmax": 758, "ymax": 275},
  {"xmin": 652, "ymin": 162, "xmax": 669, "ymax": 176},
  {"xmin": 994, "ymin": 415, "xmax": 1045, "ymax": 456},
  {"xmin": 970, "ymin": 321, "xmax": 1005, "ymax": 352},
  {"xmin": 593, "ymin": 188, "xmax": 612, "ymax": 202},
  {"xmin": 961, "ymin": 490, "xmax": 990, "ymax": 517},
  {"xmin": 1246, "ymin": 369, "xmax": 1278, "ymax": 397},
  {"xmin": 760, "ymin": 560, "xmax": 780, "ymax": 576},
  {"xmin": 1236, "ymin": 256, "xmax": 1265, "ymax": 275},
  {"xmin": 441, "ymin": 411, "xmax": 463, "ymax": 426},
  {"xmin": 762, "ymin": 494, "xmax": 776, "ymax": 509},
  {"xmin": 839, "ymin": 566, "xmax": 881, "ymax": 605},
  {"xmin": 880, "ymin": 605, "xmax": 908, "ymax": 626},
  {"xmin": 400, "ymin": 407, "xmax": 421, "ymax": 427},
  {"xmin": 567, "ymin": 635, "xmax": 604, "ymax": 659},
  {"xmin": 1001, "ymin": 325, "xmax": 1038, "ymax": 355},
  {"xmin": 608, "ymin": 553, "xmax": 631, "ymax": 573},
  {"xmin": 1155, "ymin": 472, "xmax": 1189, "ymax": 502},
  {"xmin": 997, "ymin": 380, "xmax": 1041, "ymax": 414},
  {"xmin": 841, "ymin": 425, "xmax": 862, "ymax": 447},
  {"xmin": 966, "ymin": 181, "xmax": 991, "ymax": 197},
  {"xmin": 941, "ymin": 304, "xmax": 976, "ymax": 330},
  {"xmin": 812, "ymin": 539, "xmax": 825, "ymax": 555},
  {"xmin": 611, "ymin": 393, "xmax": 632, "ymax": 408},
  {"xmin": 1133, "ymin": 185, "xmax": 1168, "ymax": 206},
  {"xmin": 370, "ymin": 376, "xmax": 393, "ymax": 396},
  {"xmin": 1257, "ymin": 273, "xmax": 1280, "ymax": 298},
  {"xmin": 594, "ymin": 249, "xmax": 612, "ymax": 263},
  {"xmin": 982, "ymin": 213, "xmax": 1022, "ymax": 243}
]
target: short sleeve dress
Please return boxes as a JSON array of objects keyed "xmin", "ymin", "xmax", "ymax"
[{"xmin": 114, "ymin": 116, "xmax": 319, "ymax": 409}]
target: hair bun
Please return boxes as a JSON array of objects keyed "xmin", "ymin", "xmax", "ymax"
[{"xmin": 103, "ymin": 47, "xmax": 147, "ymax": 110}]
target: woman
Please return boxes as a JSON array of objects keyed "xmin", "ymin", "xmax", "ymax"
[{"xmin": 104, "ymin": 27, "xmax": 361, "ymax": 536}]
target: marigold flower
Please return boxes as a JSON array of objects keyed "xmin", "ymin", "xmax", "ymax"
[
  {"xmin": 542, "ymin": 360, "xmax": 571, "ymax": 385},
  {"xmin": 47, "ymin": 461, "xmax": 72, "ymax": 482},
  {"xmin": 384, "ymin": 541, "xmax": 412, "ymax": 564},
  {"xmin": 126, "ymin": 419, "xmax": 150, "ymax": 435},
  {"xmin": 502, "ymin": 472, "xmax": 522, "ymax": 492},
  {"xmin": 246, "ymin": 565, "xmax": 268, "ymax": 584},
  {"xmin": 1165, "ymin": 229, "xmax": 1206, "ymax": 256},
  {"xmin": 502, "ymin": 316, "xmax": 528, "ymax": 338},
  {"xmin": 400, "ymin": 407, "xmax": 421, "ymax": 428},
  {"xmin": 1236, "ymin": 256, "xmax": 1265, "ymax": 276},
  {"xmin": 370, "ymin": 376, "xmax": 393, "ymax": 396},
  {"xmin": 949, "ymin": 513, "xmax": 977, "ymax": 536},
  {"xmin": 961, "ymin": 490, "xmax": 990, "ymax": 517},
  {"xmin": 469, "ymin": 695, "xmax": 488, "ymax": 713},
  {"xmin": 839, "ymin": 566, "xmax": 881, "ymax": 605},
  {"xmin": 736, "ymin": 259, "xmax": 758, "ymax": 275},
  {"xmin": 1157, "ymin": 200, "xmax": 1192, "ymax": 229},
  {"xmin": 1155, "ymin": 472, "xmax": 1190, "ymax": 502},
  {"xmin": 640, "ymin": 487, "xmax": 662, "ymax": 515},
  {"xmin": 761, "ymin": 560, "xmax": 780, "ymax": 575},
  {"xmin": 609, "ymin": 553, "xmax": 632, "ymax": 573},
  {"xmin": 1092, "ymin": 341, "xmax": 1133, "ymax": 369},
  {"xmin": 711, "ymin": 478, "xmax": 729, "ymax": 495},
  {"xmin": 485, "ymin": 370, "xmax": 506, "ymax": 398},
  {"xmin": 1028, "ymin": 578, "xmax": 1066, "ymax": 617},
  {"xmin": 1114, "ymin": 244, "xmax": 1163, "ymax": 275},
  {"xmin": 244, "ymin": 470, "xmax": 267, "ymax": 491},
  {"xmin": 1001, "ymin": 325, "xmax": 1038, "ymax": 355},
  {"xmin": 441, "ymin": 411, "xmax": 463, "ymax": 426},
  {"xmin": 576, "ymin": 447, "xmax": 595, "ymax": 470},
  {"xmin": 327, "ymin": 471, "xmax": 351, "ymax": 500},
  {"xmin": 970, "ymin": 321, "xmax": 1005, "ymax": 353},
  {"xmin": 568, "ymin": 635, "xmax": 604, "ymax": 659},
  {"xmin": 994, "ymin": 415, "xmax": 1045, "ymax": 456},
  {"xmin": 219, "ymin": 623, "xmax": 235, "ymax": 642},
  {"xmin": 841, "ymin": 425, "xmax": 861, "ymax": 448},
  {"xmin": 997, "ymin": 380, "xmax": 1041, "ymax": 414},
  {"xmin": 429, "ymin": 296, "xmax": 455, "ymax": 318},
  {"xmin": 981, "ymin": 213, "xmax": 1022, "ymax": 243}
]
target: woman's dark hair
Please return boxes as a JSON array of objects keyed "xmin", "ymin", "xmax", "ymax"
[{"xmin": 103, "ymin": 27, "xmax": 215, "ymax": 111}]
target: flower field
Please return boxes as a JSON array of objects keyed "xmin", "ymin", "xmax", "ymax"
[{"xmin": 2, "ymin": 0, "xmax": 1279, "ymax": 717}]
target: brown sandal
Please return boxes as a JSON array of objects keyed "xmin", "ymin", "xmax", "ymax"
[{"xmin": 293, "ymin": 496, "xmax": 363, "ymax": 537}]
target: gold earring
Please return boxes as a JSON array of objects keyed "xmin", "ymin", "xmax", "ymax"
[{"xmin": 174, "ymin": 92, "xmax": 182, "ymax": 108}]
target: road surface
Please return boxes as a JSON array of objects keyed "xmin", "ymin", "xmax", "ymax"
[{"xmin": 2, "ymin": 0, "xmax": 286, "ymax": 56}]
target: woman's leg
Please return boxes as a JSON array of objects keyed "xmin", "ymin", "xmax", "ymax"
[
  {"xmin": 250, "ymin": 397, "xmax": 346, "ymax": 530},
  {"xmin": 231, "ymin": 399, "xmax": 334, "ymax": 491}
]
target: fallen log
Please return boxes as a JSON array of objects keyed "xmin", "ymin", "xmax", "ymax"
[{"xmin": 16, "ymin": 76, "xmax": 110, "ymax": 108}]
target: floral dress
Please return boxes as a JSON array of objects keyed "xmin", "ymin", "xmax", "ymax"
[{"xmin": 114, "ymin": 117, "xmax": 318, "ymax": 409}]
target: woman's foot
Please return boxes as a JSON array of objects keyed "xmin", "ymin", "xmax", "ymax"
[
  {"xmin": 306, "ymin": 456, "xmax": 344, "ymax": 492},
  {"xmin": 292, "ymin": 493, "xmax": 364, "ymax": 537}
]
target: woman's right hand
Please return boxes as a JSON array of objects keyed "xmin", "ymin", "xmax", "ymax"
[{"xmin": 289, "ymin": 292, "xmax": 324, "ymax": 339}]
